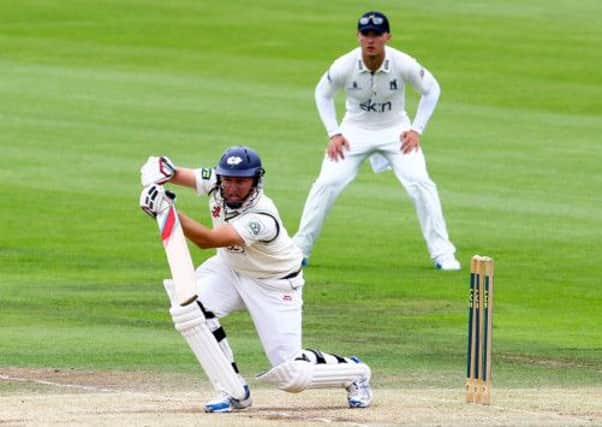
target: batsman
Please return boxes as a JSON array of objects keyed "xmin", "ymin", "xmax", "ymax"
[{"xmin": 139, "ymin": 146, "xmax": 372, "ymax": 412}]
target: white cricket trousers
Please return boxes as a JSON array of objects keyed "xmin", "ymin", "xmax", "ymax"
[
  {"xmin": 294, "ymin": 123, "xmax": 456, "ymax": 260},
  {"xmin": 196, "ymin": 255, "xmax": 304, "ymax": 367}
]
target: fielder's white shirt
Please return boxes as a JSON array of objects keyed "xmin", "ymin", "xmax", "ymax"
[
  {"xmin": 315, "ymin": 45, "xmax": 440, "ymax": 136},
  {"xmin": 194, "ymin": 168, "xmax": 303, "ymax": 279}
]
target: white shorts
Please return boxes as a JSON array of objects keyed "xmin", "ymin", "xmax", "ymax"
[{"xmin": 195, "ymin": 255, "xmax": 304, "ymax": 367}]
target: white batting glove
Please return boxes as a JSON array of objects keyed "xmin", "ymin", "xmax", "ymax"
[
  {"xmin": 139, "ymin": 184, "xmax": 176, "ymax": 218},
  {"xmin": 140, "ymin": 156, "xmax": 176, "ymax": 186}
]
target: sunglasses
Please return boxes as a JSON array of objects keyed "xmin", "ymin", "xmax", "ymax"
[{"xmin": 359, "ymin": 15, "xmax": 385, "ymax": 25}]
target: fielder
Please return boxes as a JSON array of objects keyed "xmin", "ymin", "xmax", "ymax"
[
  {"xmin": 139, "ymin": 146, "xmax": 372, "ymax": 412},
  {"xmin": 293, "ymin": 11, "xmax": 461, "ymax": 271}
]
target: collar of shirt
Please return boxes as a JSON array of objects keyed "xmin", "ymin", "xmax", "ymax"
[{"xmin": 357, "ymin": 52, "xmax": 391, "ymax": 74}]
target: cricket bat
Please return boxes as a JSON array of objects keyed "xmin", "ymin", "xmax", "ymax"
[{"xmin": 155, "ymin": 204, "xmax": 198, "ymax": 306}]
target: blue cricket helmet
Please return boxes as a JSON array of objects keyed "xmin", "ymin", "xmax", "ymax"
[{"xmin": 215, "ymin": 146, "xmax": 265, "ymax": 179}]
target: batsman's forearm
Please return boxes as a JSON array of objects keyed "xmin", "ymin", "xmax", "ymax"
[
  {"xmin": 170, "ymin": 168, "xmax": 197, "ymax": 188},
  {"xmin": 178, "ymin": 212, "xmax": 244, "ymax": 249},
  {"xmin": 178, "ymin": 213, "xmax": 215, "ymax": 249}
]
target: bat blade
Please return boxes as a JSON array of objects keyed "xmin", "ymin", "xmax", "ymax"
[{"xmin": 156, "ymin": 205, "xmax": 198, "ymax": 306}]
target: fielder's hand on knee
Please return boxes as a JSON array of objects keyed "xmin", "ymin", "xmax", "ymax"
[
  {"xmin": 327, "ymin": 134, "xmax": 350, "ymax": 161},
  {"xmin": 140, "ymin": 155, "xmax": 176, "ymax": 186},
  {"xmin": 139, "ymin": 184, "xmax": 176, "ymax": 218},
  {"xmin": 401, "ymin": 130, "xmax": 421, "ymax": 154}
]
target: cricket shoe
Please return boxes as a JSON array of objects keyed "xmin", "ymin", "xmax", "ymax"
[
  {"xmin": 434, "ymin": 254, "xmax": 461, "ymax": 271},
  {"xmin": 204, "ymin": 385, "xmax": 252, "ymax": 413},
  {"xmin": 346, "ymin": 357, "xmax": 373, "ymax": 408}
]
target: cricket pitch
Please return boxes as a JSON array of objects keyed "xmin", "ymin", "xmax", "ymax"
[{"xmin": 1, "ymin": 367, "xmax": 600, "ymax": 426}]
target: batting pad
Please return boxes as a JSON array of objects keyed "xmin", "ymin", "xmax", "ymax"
[
  {"xmin": 257, "ymin": 358, "xmax": 370, "ymax": 393},
  {"xmin": 163, "ymin": 281, "xmax": 247, "ymax": 400}
]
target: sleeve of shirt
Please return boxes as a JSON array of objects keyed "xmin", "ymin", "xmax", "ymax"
[
  {"xmin": 412, "ymin": 73, "xmax": 440, "ymax": 134},
  {"xmin": 231, "ymin": 213, "xmax": 279, "ymax": 246},
  {"xmin": 194, "ymin": 167, "xmax": 217, "ymax": 195},
  {"xmin": 400, "ymin": 55, "xmax": 440, "ymax": 135},
  {"xmin": 315, "ymin": 61, "xmax": 346, "ymax": 138}
]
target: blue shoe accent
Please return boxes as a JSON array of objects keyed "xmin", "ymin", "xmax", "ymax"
[
  {"xmin": 204, "ymin": 399, "xmax": 233, "ymax": 413},
  {"xmin": 204, "ymin": 385, "xmax": 252, "ymax": 413},
  {"xmin": 348, "ymin": 398, "xmax": 366, "ymax": 408}
]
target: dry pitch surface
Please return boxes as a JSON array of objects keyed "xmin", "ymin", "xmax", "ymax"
[{"xmin": 1, "ymin": 368, "xmax": 601, "ymax": 426}]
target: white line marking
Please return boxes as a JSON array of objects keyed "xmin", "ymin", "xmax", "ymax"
[
  {"xmin": 0, "ymin": 374, "xmax": 115, "ymax": 393},
  {"xmin": 0, "ymin": 374, "xmax": 191, "ymax": 404}
]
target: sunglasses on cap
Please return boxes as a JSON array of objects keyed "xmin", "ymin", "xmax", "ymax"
[{"xmin": 359, "ymin": 15, "xmax": 385, "ymax": 25}]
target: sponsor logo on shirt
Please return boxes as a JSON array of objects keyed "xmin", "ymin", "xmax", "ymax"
[
  {"xmin": 360, "ymin": 99, "xmax": 392, "ymax": 113},
  {"xmin": 349, "ymin": 81, "xmax": 361, "ymax": 90},
  {"xmin": 389, "ymin": 79, "xmax": 398, "ymax": 90},
  {"xmin": 212, "ymin": 206, "xmax": 221, "ymax": 218},
  {"xmin": 201, "ymin": 168, "xmax": 212, "ymax": 179}
]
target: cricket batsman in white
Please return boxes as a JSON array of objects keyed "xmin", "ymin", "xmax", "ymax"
[
  {"xmin": 139, "ymin": 146, "xmax": 372, "ymax": 412},
  {"xmin": 293, "ymin": 11, "xmax": 461, "ymax": 271}
]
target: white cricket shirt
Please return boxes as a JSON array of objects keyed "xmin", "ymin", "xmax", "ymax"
[
  {"xmin": 315, "ymin": 45, "xmax": 440, "ymax": 136},
  {"xmin": 194, "ymin": 168, "xmax": 303, "ymax": 279}
]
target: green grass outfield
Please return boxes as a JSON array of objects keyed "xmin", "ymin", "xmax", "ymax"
[{"xmin": 1, "ymin": 0, "xmax": 601, "ymax": 391}]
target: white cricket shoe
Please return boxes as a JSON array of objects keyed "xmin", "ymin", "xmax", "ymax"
[
  {"xmin": 204, "ymin": 385, "xmax": 252, "ymax": 413},
  {"xmin": 346, "ymin": 357, "xmax": 372, "ymax": 408},
  {"xmin": 346, "ymin": 377, "xmax": 373, "ymax": 408},
  {"xmin": 434, "ymin": 255, "xmax": 461, "ymax": 271}
]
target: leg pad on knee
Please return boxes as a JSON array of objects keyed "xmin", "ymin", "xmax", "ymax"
[{"xmin": 257, "ymin": 350, "xmax": 370, "ymax": 393}]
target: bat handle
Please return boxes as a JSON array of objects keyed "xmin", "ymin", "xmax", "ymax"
[{"xmin": 180, "ymin": 294, "xmax": 198, "ymax": 306}]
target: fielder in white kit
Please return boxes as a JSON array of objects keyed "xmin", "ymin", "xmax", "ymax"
[
  {"xmin": 139, "ymin": 146, "xmax": 372, "ymax": 412},
  {"xmin": 293, "ymin": 11, "xmax": 461, "ymax": 270}
]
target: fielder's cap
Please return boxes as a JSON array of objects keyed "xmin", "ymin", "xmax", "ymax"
[{"xmin": 357, "ymin": 11, "xmax": 390, "ymax": 34}]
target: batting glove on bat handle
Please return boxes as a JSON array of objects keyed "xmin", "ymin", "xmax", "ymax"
[
  {"xmin": 165, "ymin": 190, "xmax": 176, "ymax": 202},
  {"xmin": 139, "ymin": 185, "xmax": 176, "ymax": 218}
]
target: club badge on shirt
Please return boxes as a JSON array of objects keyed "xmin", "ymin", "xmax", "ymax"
[
  {"xmin": 201, "ymin": 168, "xmax": 212, "ymax": 180},
  {"xmin": 248, "ymin": 221, "xmax": 262, "ymax": 235}
]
